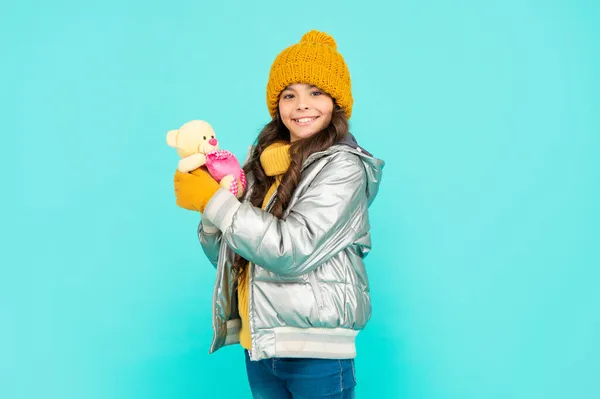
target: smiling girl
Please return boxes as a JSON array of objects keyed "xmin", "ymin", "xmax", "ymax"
[{"xmin": 174, "ymin": 30, "xmax": 385, "ymax": 398}]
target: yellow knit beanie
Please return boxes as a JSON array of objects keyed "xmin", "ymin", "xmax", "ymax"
[{"xmin": 266, "ymin": 30, "xmax": 353, "ymax": 119}]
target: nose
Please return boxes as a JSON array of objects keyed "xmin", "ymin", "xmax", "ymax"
[
  {"xmin": 209, "ymin": 138, "xmax": 218, "ymax": 146},
  {"xmin": 295, "ymin": 94, "xmax": 309, "ymax": 111}
]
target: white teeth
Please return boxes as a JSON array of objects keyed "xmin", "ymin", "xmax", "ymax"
[{"xmin": 296, "ymin": 117, "xmax": 315, "ymax": 123}]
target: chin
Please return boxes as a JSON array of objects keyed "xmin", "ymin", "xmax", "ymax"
[
  {"xmin": 292, "ymin": 124, "xmax": 326, "ymax": 137},
  {"xmin": 290, "ymin": 131, "xmax": 317, "ymax": 141}
]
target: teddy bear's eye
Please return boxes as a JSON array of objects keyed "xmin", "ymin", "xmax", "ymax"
[
  {"xmin": 211, "ymin": 135, "xmax": 215, "ymax": 138},
  {"xmin": 203, "ymin": 136, "xmax": 207, "ymax": 140}
]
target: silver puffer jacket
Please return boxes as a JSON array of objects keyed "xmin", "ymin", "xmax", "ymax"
[{"xmin": 198, "ymin": 134, "xmax": 384, "ymax": 361}]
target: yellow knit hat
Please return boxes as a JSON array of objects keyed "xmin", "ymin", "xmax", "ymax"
[{"xmin": 266, "ymin": 30, "xmax": 353, "ymax": 119}]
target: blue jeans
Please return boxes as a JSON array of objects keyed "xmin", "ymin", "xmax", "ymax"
[{"xmin": 244, "ymin": 350, "xmax": 356, "ymax": 398}]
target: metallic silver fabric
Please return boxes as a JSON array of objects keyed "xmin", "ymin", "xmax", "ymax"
[{"xmin": 198, "ymin": 137, "xmax": 384, "ymax": 360}]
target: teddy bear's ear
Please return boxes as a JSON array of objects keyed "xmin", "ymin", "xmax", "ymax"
[{"xmin": 166, "ymin": 129, "xmax": 179, "ymax": 147}]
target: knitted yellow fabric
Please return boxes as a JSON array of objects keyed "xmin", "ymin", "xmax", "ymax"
[
  {"xmin": 266, "ymin": 30, "xmax": 353, "ymax": 119},
  {"xmin": 238, "ymin": 141, "xmax": 291, "ymax": 350},
  {"xmin": 260, "ymin": 140, "xmax": 292, "ymax": 174}
]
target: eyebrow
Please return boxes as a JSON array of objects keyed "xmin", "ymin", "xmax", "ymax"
[{"xmin": 282, "ymin": 85, "xmax": 318, "ymax": 92}]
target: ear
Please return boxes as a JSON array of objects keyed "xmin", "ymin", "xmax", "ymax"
[{"xmin": 166, "ymin": 129, "xmax": 179, "ymax": 147}]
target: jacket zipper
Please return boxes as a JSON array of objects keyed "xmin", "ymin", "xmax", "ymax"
[{"xmin": 248, "ymin": 188, "xmax": 278, "ymax": 360}]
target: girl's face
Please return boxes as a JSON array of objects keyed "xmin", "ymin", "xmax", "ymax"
[{"xmin": 278, "ymin": 83, "xmax": 334, "ymax": 142}]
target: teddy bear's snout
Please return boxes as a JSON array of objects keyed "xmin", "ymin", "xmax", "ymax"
[{"xmin": 209, "ymin": 138, "xmax": 218, "ymax": 146}]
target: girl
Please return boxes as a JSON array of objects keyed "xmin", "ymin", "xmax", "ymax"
[{"xmin": 174, "ymin": 30, "xmax": 384, "ymax": 399}]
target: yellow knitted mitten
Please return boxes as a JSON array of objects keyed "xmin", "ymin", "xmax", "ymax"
[{"xmin": 173, "ymin": 168, "xmax": 221, "ymax": 213}]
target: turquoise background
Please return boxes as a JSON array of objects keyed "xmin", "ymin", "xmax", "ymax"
[{"xmin": 2, "ymin": 0, "xmax": 599, "ymax": 398}]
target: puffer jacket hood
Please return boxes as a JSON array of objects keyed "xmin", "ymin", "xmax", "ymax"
[{"xmin": 334, "ymin": 133, "xmax": 384, "ymax": 206}]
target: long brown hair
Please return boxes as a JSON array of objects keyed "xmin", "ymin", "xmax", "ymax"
[{"xmin": 231, "ymin": 105, "xmax": 350, "ymax": 274}]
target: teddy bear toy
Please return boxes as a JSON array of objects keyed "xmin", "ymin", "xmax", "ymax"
[{"xmin": 167, "ymin": 120, "xmax": 246, "ymax": 198}]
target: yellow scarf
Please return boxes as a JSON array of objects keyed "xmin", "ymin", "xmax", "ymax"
[
  {"xmin": 260, "ymin": 140, "xmax": 292, "ymax": 177},
  {"xmin": 238, "ymin": 141, "xmax": 291, "ymax": 350}
]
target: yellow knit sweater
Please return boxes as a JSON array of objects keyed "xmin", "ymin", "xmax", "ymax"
[{"xmin": 238, "ymin": 141, "xmax": 291, "ymax": 349}]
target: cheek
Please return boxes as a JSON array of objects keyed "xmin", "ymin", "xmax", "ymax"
[
  {"xmin": 317, "ymin": 98, "xmax": 334, "ymax": 116},
  {"xmin": 320, "ymin": 106, "xmax": 334, "ymax": 123},
  {"xmin": 319, "ymin": 108, "xmax": 334, "ymax": 128},
  {"xmin": 278, "ymin": 102, "xmax": 291, "ymax": 118}
]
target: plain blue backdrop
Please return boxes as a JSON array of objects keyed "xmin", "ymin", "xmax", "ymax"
[{"xmin": 2, "ymin": 0, "xmax": 599, "ymax": 398}]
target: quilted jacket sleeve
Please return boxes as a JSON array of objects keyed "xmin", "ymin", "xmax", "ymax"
[{"xmin": 202, "ymin": 152, "xmax": 367, "ymax": 277}]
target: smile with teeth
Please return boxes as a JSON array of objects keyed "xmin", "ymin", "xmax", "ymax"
[{"xmin": 292, "ymin": 116, "xmax": 319, "ymax": 126}]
